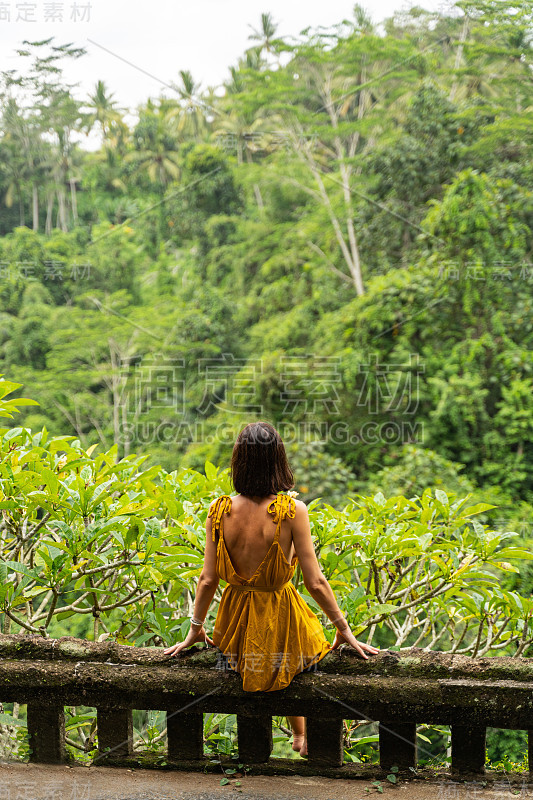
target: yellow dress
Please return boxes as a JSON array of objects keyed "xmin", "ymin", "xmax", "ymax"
[{"xmin": 207, "ymin": 492, "xmax": 332, "ymax": 692}]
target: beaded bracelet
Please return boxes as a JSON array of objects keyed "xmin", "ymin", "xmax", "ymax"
[{"xmin": 190, "ymin": 616, "xmax": 204, "ymax": 627}]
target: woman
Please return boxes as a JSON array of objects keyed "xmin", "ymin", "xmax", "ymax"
[{"xmin": 164, "ymin": 421, "xmax": 379, "ymax": 757}]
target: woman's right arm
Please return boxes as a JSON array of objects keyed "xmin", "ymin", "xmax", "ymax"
[{"xmin": 291, "ymin": 499, "xmax": 379, "ymax": 660}]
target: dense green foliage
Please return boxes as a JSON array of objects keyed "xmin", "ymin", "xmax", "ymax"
[
  {"xmin": 0, "ymin": 2, "xmax": 531, "ymax": 526},
  {"xmin": 1, "ymin": 0, "xmax": 533, "ymax": 768},
  {"xmin": 1, "ymin": 375, "xmax": 533, "ymax": 764},
  {"xmin": 2, "ymin": 374, "xmax": 531, "ymax": 656}
]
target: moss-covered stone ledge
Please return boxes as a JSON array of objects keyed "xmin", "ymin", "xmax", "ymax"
[
  {"xmin": 2, "ymin": 633, "xmax": 533, "ymax": 682},
  {"xmin": 2, "ymin": 633, "xmax": 533, "ymax": 778}
]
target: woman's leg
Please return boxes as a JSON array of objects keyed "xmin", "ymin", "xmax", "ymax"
[{"xmin": 287, "ymin": 716, "xmax": 306, "ymax": 753}]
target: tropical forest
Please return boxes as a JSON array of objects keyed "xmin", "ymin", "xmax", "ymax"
[{"xmin": 0, "ymin": 0, "xmax": 533, "ymax": 770}]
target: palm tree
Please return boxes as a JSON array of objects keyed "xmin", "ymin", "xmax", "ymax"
[
  {"xmin": 248, "ymin": 12, "xmax": 281, "ymax": 59},
  {"xmin": 84, "ymin": 82, "xmax": 130, "ymax": 207},
  {"xmin": 125, "ymin": 100, "xmax": 182, "ymax": 245},
  {"xmin": 240, "ymin": 47, "xmax": 266, "ymax": 72},
  {"xmin": 0, "ymin": 38, "xmax": 90, "ymax": 233},
  {"xmin": 0, "ymin": 97, "xmax": 52, "ymax": 230},
  {"xmin": 84, "ymin": 80, "xmax": 127, "ymax": 141},
  {"xmin": 212, "ymin": 108, "xmax": 282, "ymax": 209},
  {"xmin": 0, "ymin": 142, "xmax": 27, "ymax": 227},
  {"xmin": 8, "ymin": 38, "xmax": 88, "ymax": 232},
  {"xmin": 352, "ymin": 3, "xmax": 376, "ymax": 34},
  {"xmin": 1, "ymin": 98, "xmax": 31, "ymax": 226},
  {"xmin": 445, "ymin": 2, "xmax": 532, "ymax": 107},
  {"xmin": 126, "ymin": 108, "xmax": 181, "ymax": 188},
  {"xmin": 224, "ymin": 67, "xmax": 244, "ymax": 96},
  {"xmin": 90, "ymin": 144, "xmax": 128, "ymax": 197},
  {"xmin": 166, "ymin": 70, "xmax": 212, "ymax": 141},
  {"xmin": 128, "ymin": 141, "xmax": 181, "ymax": 187}
]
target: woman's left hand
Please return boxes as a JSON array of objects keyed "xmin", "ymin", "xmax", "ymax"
[{"xmin": 163, "ymin": 625, "xmax": 215, "ymax": 657}]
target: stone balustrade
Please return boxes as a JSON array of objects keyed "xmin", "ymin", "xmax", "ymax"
[{"xmin": 1, "ymin": 634, "xmax": 533, "ymax": 778}]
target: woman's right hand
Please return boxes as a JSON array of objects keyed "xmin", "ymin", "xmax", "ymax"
[{"xmin": 330, "ymin": 626, "xmax": 380, "ymax": 659}]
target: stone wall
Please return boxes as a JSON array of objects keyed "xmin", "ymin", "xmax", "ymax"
[{"xmin": 1, "ymin": 634, "xmax": 533, "ymax": 777}]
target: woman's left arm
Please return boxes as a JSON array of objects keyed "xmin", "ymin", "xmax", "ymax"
[{"xmin": 163, "ymin": 511, "xmax": 220, "ymax": 656}]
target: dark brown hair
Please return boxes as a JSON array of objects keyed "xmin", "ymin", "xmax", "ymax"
[{"xmin": 230, "ymin": 421, "xmax": 295, "ymax": 497}]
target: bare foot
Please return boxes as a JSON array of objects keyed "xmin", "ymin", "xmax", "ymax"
[
  {"xmin": 299, "ymin": 738, "xmax": 308, "ymax": 757},
  {"xmin": 292, "ymin": 733, "xmax": 305, "ymax": 752}
]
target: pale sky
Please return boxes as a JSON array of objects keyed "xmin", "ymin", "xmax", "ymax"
[{"xmin": 0, "ymin": 0, "xmax": 448, "ymax": 148}]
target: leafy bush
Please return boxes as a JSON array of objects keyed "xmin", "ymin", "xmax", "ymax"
[{"xmin": 2, "ymin": 374, "xmax": 533, "ymax": 765}]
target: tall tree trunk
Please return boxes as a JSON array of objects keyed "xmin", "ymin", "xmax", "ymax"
[
  {"xmin": 18, "ymin": 188, "xmax": 25, "ymax": 227},
  {"xmin": 449, "ymin": 13, "xmax": 470, "ymax": 102},
  {"xmin": 319, "ymin": 74, "xmax": 365, "ymax": 296},
  {"xmin": 245, "ymin": 149, "xmax": 264, "ymax": 211},
  {"xmin": 69, "ymin": 177, "xmax": 78, "ymax": 225},
  {"xmin": 57, "ymin": 186, "xmax": 68, "ymax": 231},
  {"xmin": 339, "ymin": 161, "xmax": 364, "ymax": 296},
  {"xmin": 32, "ymin": 184, "xmax": 39, "ymax": 232},
  {"xmin": 307, "ymin": 153, "xmax": 364, "ymax": 295},
  {"xmin": 45, "ymin": 192, "xmax": 54, "ymax": 235}
]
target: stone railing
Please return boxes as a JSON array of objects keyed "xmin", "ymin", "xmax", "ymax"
[{"xmin": 1, "ymin": 634, "xmax": 533, "ymax": 778}]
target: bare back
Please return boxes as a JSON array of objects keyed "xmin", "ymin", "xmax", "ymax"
[{"xmin": 220, "ymin": 494, "xmax": 297, "ymax": 581}]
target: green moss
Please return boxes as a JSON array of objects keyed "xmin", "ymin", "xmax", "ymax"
[{"xmin": 398, "ymin": 657, "xmax": 421, "ymax": 666}]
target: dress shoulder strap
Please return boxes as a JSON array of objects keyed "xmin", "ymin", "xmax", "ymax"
[
  {"xmin": 267, "ymin": 492, "xmax": 296, "ymax": 526},
  {"xmin": 207, "ymin": 494, "xmax": 232, "ymax": 543}
]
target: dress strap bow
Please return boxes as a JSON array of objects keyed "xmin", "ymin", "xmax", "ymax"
[
  {"xmin": 207, "ymin": 494, "xmax": 232, "ymax": 543},
  {"xmin": 267, "ymin": 493, "xmax": 296, "ymax": 524}
]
